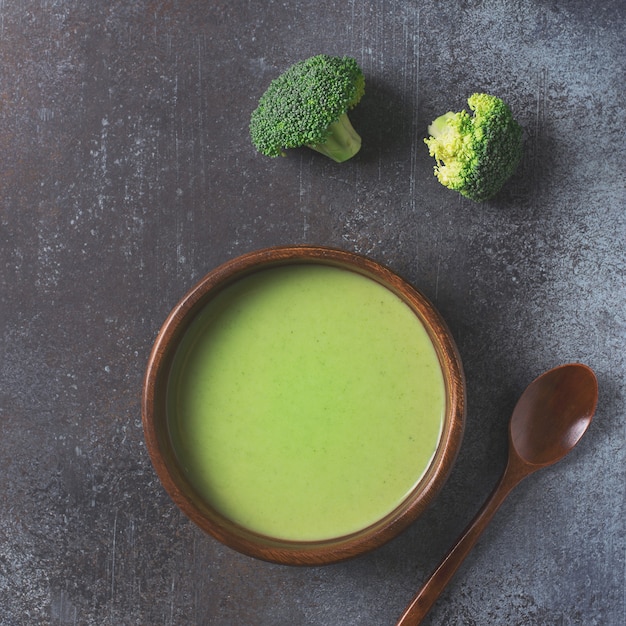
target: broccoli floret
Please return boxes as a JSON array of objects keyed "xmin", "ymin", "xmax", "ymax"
[
  {"xmin": 424, "ymin": 93, "xmax": 523, "ymax": 201},
  {"xmin": 250, "ymin": 55, "xmax": 365, "ymax": 163}
]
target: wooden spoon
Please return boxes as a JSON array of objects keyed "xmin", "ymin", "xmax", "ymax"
[{"xmin": 396, "ymin": 363, "xmax": 598, "ymax": 625}]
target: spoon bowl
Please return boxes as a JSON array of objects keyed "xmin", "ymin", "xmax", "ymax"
[
  {"xmin": 510, "ymin": 364, "xmax": 597, "ymax": 467},
  {"xmin": 397, "ymin": 363, "xmax": 598, "ymax": 625}
]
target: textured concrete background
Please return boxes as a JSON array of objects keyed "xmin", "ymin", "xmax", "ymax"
[{"xmin": 0, "ymin": 1, "xmax": 624, "ymax": 624}]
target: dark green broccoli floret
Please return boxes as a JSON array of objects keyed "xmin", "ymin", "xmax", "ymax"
[
  {"xmin": 250, "ymin": 55, "xmax": 365, "ymax": 163},
  {"xmin": 424, "ymin": 93, "xmax": 523, "ymax": 201}
]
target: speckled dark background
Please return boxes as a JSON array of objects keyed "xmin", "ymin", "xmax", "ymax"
[{"xmin": 1, "ymin": 1, "xmax": 624, "ymax": 624}]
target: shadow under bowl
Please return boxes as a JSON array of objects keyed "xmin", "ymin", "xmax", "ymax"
[{"xmin": 142, "ymin": 245, "xmax": 465, "ymax": 565}]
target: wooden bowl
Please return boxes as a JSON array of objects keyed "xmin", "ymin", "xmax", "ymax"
[{"xmin": 142, "ymin": 246, "xmax": 465, "ymax": 565}]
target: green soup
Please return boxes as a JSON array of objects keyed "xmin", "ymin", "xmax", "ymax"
[{"xmin": 167, "ymin": 264, "xmax": 445, "ymax": 541}]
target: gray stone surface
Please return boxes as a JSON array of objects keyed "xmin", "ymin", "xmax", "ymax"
[{"xmin": 0, "ymin": 1, "xmax": 624, "ymax": 624}]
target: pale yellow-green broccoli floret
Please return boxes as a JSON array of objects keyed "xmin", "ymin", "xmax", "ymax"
[{"xmin": 425, "ymin": 93, "xmax": 523, "ymax": 201}]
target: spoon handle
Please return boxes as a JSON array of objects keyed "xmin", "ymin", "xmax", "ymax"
[{"xmin": 396, "ymin": 464, "xmax": 526, "ymax": 625}]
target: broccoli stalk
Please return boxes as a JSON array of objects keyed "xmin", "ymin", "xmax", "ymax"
[
  {"xmin": 250, "ymin": 55, "xmax": 365, "ymax": 163},
  {"xmin": 425, "ymin": 93, "xmax": 523, "ymax": 201},
  {"xmin": 307, "ymin": 112, "xmax": 362, "ymax": 162}
]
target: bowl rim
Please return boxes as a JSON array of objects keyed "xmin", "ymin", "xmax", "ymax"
[{"xmin": 142, "ymin": 245, "xmax": 465, "ymax": 565}]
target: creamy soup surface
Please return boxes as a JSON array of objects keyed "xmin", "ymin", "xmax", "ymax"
[{"xmin": 167, "ymin": 264, "xmax": 445, "ymax": 541}]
